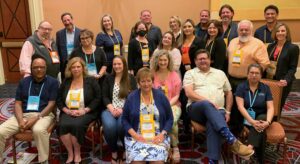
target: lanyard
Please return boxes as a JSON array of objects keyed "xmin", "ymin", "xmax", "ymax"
[
  {"xmin": 139, "ymin": 41, "xmax": 148, "ymax": 51},
  {"xmin": 206, "ymin": 40, "xmax": 215, "ymax": 57},
  {"xmin": 28, "ymin": 80, "xmax": 45, "ymax": 97},
  {"xmin": 108, "ymin": 30, "xmax": 120, "ymax": 45},
  {"xmin": 84, "ymin": 51, "xmax": 96, "ymax": 64},
  {"xmin": 264, "ymin": 29, "xmax": 267, "ymax": 43},
  {"xmin": 248, "ymin": 90, "xmax": 258, "ymax": 109},
  {"xmin": 269, "ymin": 44, "xmax": 282, "ymax": 61},
  {"xmin": 223, "ymin": 27, "xmax": 231, "ymax": 40},
  {"xmin": 141, "ymin": 91, "xmax": 153, "ymax": 114}
]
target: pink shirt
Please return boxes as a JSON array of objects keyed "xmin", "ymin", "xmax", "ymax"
[{"xmin": 153, "ymin": 71, "xmax": 181, "ymax": 106}]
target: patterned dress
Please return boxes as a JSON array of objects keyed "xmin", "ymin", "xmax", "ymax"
[{"xmin": 124, "ymin": 100, "xmax": 170, "ymax": 163}]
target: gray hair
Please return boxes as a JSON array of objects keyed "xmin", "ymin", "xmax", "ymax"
[
  {"xmin": 151, "ymin": 50, "xmax": 174, "ymax": 72},
  {"xmin": 238, "ymin": 20, "xmax": 253, "ymax": 32}
]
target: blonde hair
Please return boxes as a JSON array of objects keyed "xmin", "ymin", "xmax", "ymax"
[
  {"xmin": 136, "ymin": 67, "xmax": 154, "ymax": 83},
  {"xmin": 65, "ymin": 57, "xmax": 88, "ymax": 78},
  {"xmin": 151, "ymin": 50, "xmax": 174, "ymax": 72}
]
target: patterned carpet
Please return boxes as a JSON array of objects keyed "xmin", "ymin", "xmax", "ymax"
[{"xmin": 0, "ymin": 91, "xmax": 299, "ymax": 164}]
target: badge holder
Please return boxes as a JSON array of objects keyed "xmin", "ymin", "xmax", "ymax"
[
  {"xmin": 68, "ymin": 91, "xmax": 81, "ymax": 109},
  {"xmin": 232, "ymin": 49, "xmax": 242, "ymax": 67},
  {"xmin": 223, "ymin": 38, "xmax": 228, "ymax": 47},
  {"xmin": 114, "ymin": 44, "xmax": 121, "ymax": 56},
  {"xmin": 87, "ymin": 63, "xmax": 97, "ymax": 76},
  {"xmin": 26, "ymin": 81, "xmax": 45, "ymax": 111},
  {"xmin": 142, "ymin": 48, "xmax": 150, "ymax": 67},
  {"xmin": 140, "ymin": 112, "xmax": 155, "ymax": 142},
  {"xmin": 50, "ymin": 51, "xmax": 60, "ymax": 64}
]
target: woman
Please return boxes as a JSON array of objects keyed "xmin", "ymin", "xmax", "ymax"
[
  {"xmin": 96, "ymin": 14, "xmax": 123, "ymax": 73},
  {"xmin": 128, "ymin": 21, "xmax": 154, "ymax": 75},
  {"xmin": 205, "ymin": 20, "xmax": 227, "ymax": 72},
  {"xmin": 122, "ymin": 67, "xmax": 174, "ymax": 164},
  {"xmin": 236, "ymin": 64, "xmax": 274, "ymax": 163},
  {"xmin": 169, "ymin": 16, "xmax": 183, "ymax": 47},
  {"xmin": 57, "ymin": 57, "xmax": 101, "ymax": 164},
  {"xmin": 151, "ymin": 50, "xmax": 182, "ymax": 163},
  {"xmin": 179, "ymin": 19, "xmax": 205, "ymax": 77},
  {"xmin": 70, "ymin": 29, "xmax": 107, "ymax": 80},
  {"xmin": 101, "ymin": 56, "xmax": 137, "ymax": 164},
  {"xmin": 266, "ymin": 23, "xmax": 299, "ymax": 111},
  {"xmin": 151, "ymin": 31, "xmax": 181, "ymax": 77}
]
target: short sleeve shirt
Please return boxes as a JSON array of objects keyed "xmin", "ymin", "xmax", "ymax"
[
  {"xmin": 183, "ymin": 67, "xmax": 232, "ymax": 108},
  {"xmin": 15, "ymin": 76, "xmax": 59, "ymax": 113},
  {"xmin": 235, "ymin": 81, "xmax": 273, "ymax": 116}
]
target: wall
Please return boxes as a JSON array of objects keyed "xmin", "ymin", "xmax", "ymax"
[{"xmin": 42, "ymin": 0, "xmax": 209, "ymax": 44}]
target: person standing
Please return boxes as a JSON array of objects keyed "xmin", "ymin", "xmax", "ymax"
[
  {"xmin": 195, "ymin": 9, "xmax": 210, "ymax": 41},
  {"xmin": 254, "ymin": 5, "xmax": 279, "ymax": 45},
  {"xmin": 96, "ymin": 14, "xmax": 123, "ymax": 73},
  {"xmin": 19, "ymin": 21, "xmax": 60, "ymax": 78},
  {"xmin": 219, "ymin": 4, "xmax": 238, "ymax": 47},
  {"xmin": 56, "ymin": 12, "xmax": 81, "ymax": 80}
]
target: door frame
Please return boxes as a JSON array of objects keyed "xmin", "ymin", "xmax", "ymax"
[{"xmin": 0, "ymin": 0, "xmax": 44, "ymax": 84}]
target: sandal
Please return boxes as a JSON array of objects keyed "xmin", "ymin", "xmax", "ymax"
[
  {"xmin": 172, "ymin": 147, "xmax": 180, "ymax": 163},
  {"xmin": 111, "ymin": 156, "xmax": 118, "ymax": 164}
]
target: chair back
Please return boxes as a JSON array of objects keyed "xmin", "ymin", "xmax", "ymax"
[{"xmin": 260, "ymin": 79, "xmax": 283, "ymax": 119}]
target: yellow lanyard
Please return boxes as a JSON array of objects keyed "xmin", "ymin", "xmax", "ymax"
[
  {"xmin": 108, "ymin": 30, "xmax": 120, "ymax": 45},
  {"xmin": 141, "ymin": 91, "xmax": 153, "ymax": 114}
]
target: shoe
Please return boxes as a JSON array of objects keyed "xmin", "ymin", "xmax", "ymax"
[{"xmin": 230, "ymin": 140, "xmax": 254, "ymax": 160}]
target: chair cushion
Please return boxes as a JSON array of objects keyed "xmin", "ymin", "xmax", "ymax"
[{"xmin": 266, "ymin": 122, "xmax": 285, "ymax": 143}]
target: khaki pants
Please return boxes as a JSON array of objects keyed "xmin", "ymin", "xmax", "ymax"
[{"xmin": 0, "ymin": 112, "xmax": 54, "ymax": 162}]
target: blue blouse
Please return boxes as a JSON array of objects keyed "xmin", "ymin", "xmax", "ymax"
[
  {"xmin": 96, "ymin": 30, "xmax": 123, "ymax": 64},
  {"xmin": 235, "ymin": 81, "xmax": 273, "ymax": 116}
]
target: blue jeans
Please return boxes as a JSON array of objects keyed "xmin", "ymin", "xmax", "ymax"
[
  {"xmin": 101, "ymin": 110, "xmax": 124, "ymax": 152},
  {"xmin": 188, "ymin": 100, "xmax": 227, "ymax": 160}
]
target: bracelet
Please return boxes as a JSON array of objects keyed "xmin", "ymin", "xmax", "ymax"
[{"xmin": 224, "ymin": 109, "xmax": 231, "ymax": 114}]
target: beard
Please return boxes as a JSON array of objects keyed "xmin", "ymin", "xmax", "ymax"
[{"xmin": 239, "ymin": 35, "xmax": 250, "ymax": 43}]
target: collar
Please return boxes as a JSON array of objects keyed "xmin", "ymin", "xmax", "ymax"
[
  {"xmin": 66, "ymin": 26, "xmax": 75, "ymax": 33},
  {"xmin": 245, "ymin": 81, "xmax": 263, "ymax": 92},
  {"xmin": 31, "ymin": 75, "xmax": 47, "ymax": 84},
  {"xmin": 195, "ymin": 67, "xmax": 212, "ymax": 74}
]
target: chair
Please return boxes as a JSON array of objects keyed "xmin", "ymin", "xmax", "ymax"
[
  {"xmin": 99, "ymin": 125, "xmax": 104, "ymax": 158},
  {"xmin": 238, "ymin": 79, "xmax": 287, "ymax": 163},
  {"xmin": 85, "ymin": 120, "xmax": 98, "ymax": 155},
  {"xmin": 12, "ymin": 120, "xmax": 56, "ymax": 164},
  {"xmin": 190, "ymin": 120, "xmax": 206, "ymax": 151}
]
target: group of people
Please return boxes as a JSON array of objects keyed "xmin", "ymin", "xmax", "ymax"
[{"xmin": 0, "ymin": 3, "xmax": 298, "ymax": 164}]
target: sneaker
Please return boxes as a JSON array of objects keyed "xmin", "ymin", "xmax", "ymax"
[{"xmin": 230, "ymin": 140, "xmax": 254, "ymax": 160}]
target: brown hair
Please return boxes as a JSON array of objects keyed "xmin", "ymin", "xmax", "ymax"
[
  {"xmin": 133, "ymin": 21, "xmax": 148, "ymax": 35},
  {"xmin": 182, "ymin": 19, "xmax": 195, "ymax": 42},
  {"xmin": 271, "ymin": 23, "xmax": 292, "ymax": 42},
  {"xmin": 80, "ymin": 29, "xmax": 94, "ymax": 41},
  {"xmin": 219, "ymin": 4, "xmax": 235, "ymax": 17},
  {"xmin": 158, "ymin": 31, "xmax": 176, "ymax": 50},
  {"xmin": 65, "ymin": 57, "xmax": 88, "ymax": 78},
  {"xmin": 247, "ymin": 63, "xmax": 263, "ymax": 75},
  {"xmin": 136, "ymin": 67, "xmax": 154, "ymax": 83},
  {"xmin": 112, "ymin": 56, "xmax": 132, "ymax": 99},
  {"xmin": 207, "ymin": 19, "xmax": 223, "ymax": 38}
]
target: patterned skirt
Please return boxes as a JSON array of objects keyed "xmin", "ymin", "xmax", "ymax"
[{"xmin": 124, "ymin": 136, "xmax": 170, "ymax": 163}]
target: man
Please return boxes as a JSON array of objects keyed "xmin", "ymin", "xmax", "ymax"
[
  {"xmin": 219, "ymin": 4, "xmax": 238, "ymax": 47},
  {"xmin": 129, "ymin": 9, "xmax": 162, "ymax": 51},
  {"xmin": 0, "ymin": 55, "xmax": 59, "ymax": 164},
  {"xmin": 195, "ymin": 9, "xmax": 210, "ymax": 40},
  {"xmin": 19, "ymin": 21, "xmax": 60, "ymax": 78},
  {"xmin": 228, "ymin": 20, "xmax": 270, "ymax": 134},
  {"xmin": 183, "ymin": 49, "xmax": 254, "ymax": 163},
  {"xmin": 56, "ymin": 12, "xmax": 81, "ymax": 80},
  {"xmin": 254, "ymin": 5, "xmax": 279, "ymax": 44}
]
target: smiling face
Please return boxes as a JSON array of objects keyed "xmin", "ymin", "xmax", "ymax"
[
  {"xmin": 264, "ymin": 9, "xmax": 278, "ymax": 24},
  {"xmin": 80, "ymin": 33, "xmax": 92, "ymax": 47},
  {"xmin": 102, "ymin": 16, "xmax": 113, "ymax": 31},
  {"xmin": 238, "ymin": 22, "xmax": 252, "ymax": 43},
  {"xmin": 275, "ymin": 25, "xmax": 287, "ymax": 42},
  {"xmin": 183, "ymin": 21, "xmax": 194, "ymax": 36},
  {"xmin": 195, "ymin": 52, "xmax": 211, "ymax": 72},
  {"xmin": 31, "ymin": 58, "xmax": 47, "ymax": 80},
  {"xmin": 220, "ymin": 7, "xmax": 234, "ymax": 23},
  {"xmin": 62, "ymin": 14, "xmax": 74, "ymax": 31},
  {"xmin": 139, "ymin": 76, "xmax": 153, "ymax": 93},
  {"xmin": 70, "ymin": 61, "xmax": 83, "ymax": 78},
  {"xmin": 162, "ymin": 33, "xmax": 173, "ymax": 47},
  {"xmin": 158, "ymin": 54, "xmax": 169, "ymax": 70},
  {"xmin": 207, "ymin": 23, "xmax": 218, "ymax": 38},
  {"xmin": 169, "ymin": 18, "xmax": 180, "ymax": 31},
  {"xmin": 37, "ymin": 21, "xmax": 52, "ymax": 40},
  {"xmin": 113, "ymin": 57, "xmax": 124, "ymax": 74},
  {"xmin": 200, "ymin": 10, "xmax": 210, "ymax": 24},
  {"xmin": 140, "ymin": 10, "xmax": 152, "ymax": 24},
  {"xmin": 247, "ymin": 67, "xmax": 261, "ymax": 84}
]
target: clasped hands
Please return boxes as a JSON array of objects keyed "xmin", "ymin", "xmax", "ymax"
[
  {"xmin": 63, "ymin": 107, "xmax": 88, "ymax": 117},
  {"xmin": 251, "ymin": 120, "xmax": 269, "ymax": 133},
  {"xmin": 132, "ymin": 133, "xmax": 165, "ymax": 145},
  {"xmin": 19, "ymin": 116, "xmax": 39, "ymax": 132}
]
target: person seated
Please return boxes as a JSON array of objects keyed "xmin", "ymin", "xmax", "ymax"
[
  {"xmin": 101, "ymin": 56, "xmax": 137, "ymax": 164},
  {"xmin": 122, "ymin": 67, "xmax": 174, "ymax": 164},
  {"xmin": 183, "ymin": 49, "xmax": 254, "ymax": 163},
  {"xmin": 235, "ymin": 64, "xmax": 274, "ymax": 163},
  {"xmin": 151, "ymin": 50, "xmax": 182, "ymax": 162},
  {"xmin": 0, "ymin": 55, "xmax": 59, "ymax": 164},
  {"xmin": 57, "ymin": 57, "xmax": 101, "ymax": 164}
]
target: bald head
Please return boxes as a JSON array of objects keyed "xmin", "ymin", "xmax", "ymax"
[
  {"xmin": 37, "ymin": 21, "xmax": 53, "ymax": 40},
  {"xmin": 237, "ymin": 20, "xmax": 253, "ymax": 43}
]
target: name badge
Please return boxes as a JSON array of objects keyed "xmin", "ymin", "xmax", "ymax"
[
  {"xmin": 68, "ymin": 91, "xmax": 81, "ymax": 109},
  {"xmin": 114, "ymin": 44, "xmax": 121, "ymax": 56},
  {"xmin": 50, "ymin": 51, "xmax": 60, "ymax": 64},
  {"xmin": 140, "ymin": 113, "xmax": 155, "ymax": 141},
  {"xmin": 160, "ymin": 85, "xmax": 168, "ymax": 97},
  {"xmin": 67, "ymin": 43, "xmax": 74, "ymax": 55},
  {"xmin": 232, "ymin": 49, "xmax": 242, "ymax": 66},
  {"xmin": 142, "ymin": 48, "xmax": 150, "ymax": 66},
  {"xmin": 244, "ymin": 108, "xmax": 256, "ymax": 126},
  {"xmin": 27, "ymin": 96, "xmax": 40, "ymax": 111},
  {"xmin": 87, "ymin": 63, "xmax": 97, "ymax": 76}
]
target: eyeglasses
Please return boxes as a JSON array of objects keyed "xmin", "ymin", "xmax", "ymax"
[
  {"xmin": 39, "ymin": 26, "xmax": 52, "ymax": 31},
  {"xmin": 32, "ymin": 66, "xmax": 46, "ymax": 70},
  {"xmin": 80, "ymin": 36, "xmax": 90, "ymax": 40}
]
